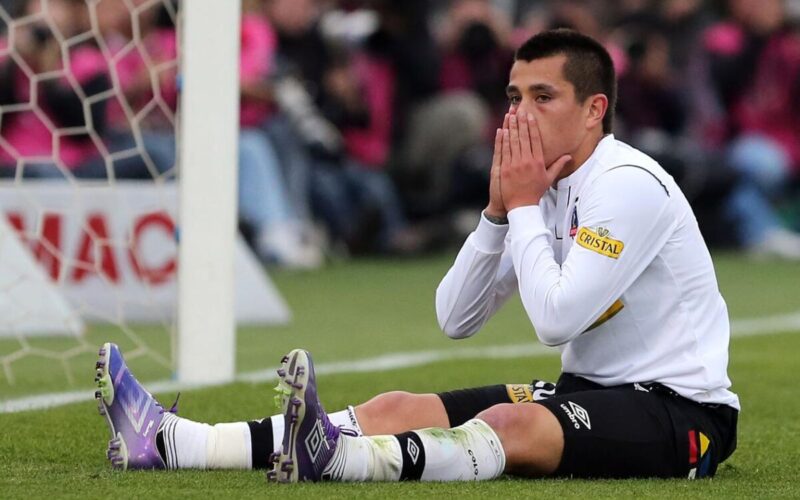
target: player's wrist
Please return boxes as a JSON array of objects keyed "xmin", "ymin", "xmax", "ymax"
[
  {"xmin": 505, "ymin": 196, "xmax": 540, "ymax": 212},
  {"xmin": 483, "ymin": 206, "xmax": 508, "ymax": 225}
]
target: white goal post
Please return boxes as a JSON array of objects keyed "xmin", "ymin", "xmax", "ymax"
[{"xmin": 176, "ymin": 0, "xmax": 240, "ymax": 384}]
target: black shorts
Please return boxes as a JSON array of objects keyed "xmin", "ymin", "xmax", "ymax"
[
  {"xmin": 436, "ymin": 374, "xmax": 738, "ymax": 479},
  {"xmin": 536, "ymin": 374, "xmax": 738, "ymax": 479}
]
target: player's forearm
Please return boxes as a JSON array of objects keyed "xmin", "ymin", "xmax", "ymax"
[
  {"xmin": 506, "ymin": 178, "xmax": 672, "ymax": 346},
  {"xmin": 435, "ymin": 214, "xmax": 509, "ymax": 339},
  {"xmin": 507, "ymin": 206, "xmax": 616, "ymax": 346}
]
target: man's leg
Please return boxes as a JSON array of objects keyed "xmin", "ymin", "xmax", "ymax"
[
  {"xmin": 97, "ymin": 344, "xmax": 369, "ymax": 470},
  {"xmin": 475, "ymin": 403, "xmax": 564, "ymax": 477},
  {"xmin": 271, "ymin": 349, "xmax": 562, "ymax": 482},
  {"xmin": 96, "ymin": 343, "xmax": 548, "ymax": 470},
  {"xmin": 355, "ymin": 379, "xmax": 555, "ymax": 435},
  {"xmin": 271, "ymin": 349, "xmax": 734, "ymax": 482}
]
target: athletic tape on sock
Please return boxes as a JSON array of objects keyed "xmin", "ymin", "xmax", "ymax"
[{"xmin": 206, "ymin": 422, "xmax": 252, "ymax": 469}]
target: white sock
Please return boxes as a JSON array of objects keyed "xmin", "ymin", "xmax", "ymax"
[
  {"xmin": 417, "ymin": 419, "xmax": 505, "ymax": 480},
  {"xmin": 159, "ymin": 413, "xmax": 252, "ymax": 469},
  {"xmin": 205, "ymin": 422, "xmax": 252, "ymax": 469},
  {"xmin": 329, "ymin": 406, "xmax": 364, "ymax": 436},
  {"xmin": 322, "ymin": 418, "xmax": 505, "ymax": 482},
  {"xmin": 269, "ymin": 414, "xmax": 284, "ymax": 454},
  {"xmin": 158, "ymin": 405, "xmax": 364, "ymax": 469}
]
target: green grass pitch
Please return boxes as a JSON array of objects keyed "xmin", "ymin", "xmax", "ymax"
[{"xmin": 1, "ymin": 252, "xmax": 799, "ymax": 498}]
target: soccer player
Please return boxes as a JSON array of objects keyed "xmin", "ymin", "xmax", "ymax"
[
  {"xmin": 268, "ymin": 29, "xmax": 739, "ymax": 482},
  {"xmin": 95, "ymin": 28, "xmax": 738, "ymax": 481}
]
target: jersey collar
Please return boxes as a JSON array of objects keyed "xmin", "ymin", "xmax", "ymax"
[{"xmin": 555, "ymin": 134, "xmax": 616, "ymax": 192}]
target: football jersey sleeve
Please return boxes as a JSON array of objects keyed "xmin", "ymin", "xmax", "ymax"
[
  {"xmin": 435, "ymin": 213, "xmax": 519, "ymax": 338},
  {"xmin": 507, "ymin": 166, "xmax": 676, "ymax": 346}
]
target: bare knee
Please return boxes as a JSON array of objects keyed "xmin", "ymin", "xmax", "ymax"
[
  {"xmin": 355, "ymin": 391, "xmax": 448, "ymax": 435},
  {"xmin": 477, "ymin": 403, "xmax": 564, "ymax": 477},
  {"xmin": 357, "ymin": 391, "xmax": 417, "ymax": 422}
]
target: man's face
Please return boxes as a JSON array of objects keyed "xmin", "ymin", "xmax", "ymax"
[{"xmin": 505, "ymin": 55, "xmax": 592, "ymax": 167}]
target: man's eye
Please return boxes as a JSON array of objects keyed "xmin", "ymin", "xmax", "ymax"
[
  {"xmin": 508, "ymin": 95, "xmax": 522, "ymax": 105},
  {"xmin": 535, "ymin": 95, "xmax": 551, "ymax": 103}
]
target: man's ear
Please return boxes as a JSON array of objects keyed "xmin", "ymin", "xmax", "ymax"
[{"xmin": 586, "ymin": 94, "xmax": 608, "ymax": 130}]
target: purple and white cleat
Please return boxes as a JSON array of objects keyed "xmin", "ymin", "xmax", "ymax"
[
  {"xmin": 268, "ymin": 349, "xmax": 340, "ymax": 482},
  {"xmin": 95, "ymin": 342, "xmax": 171, "ymax": 470}
]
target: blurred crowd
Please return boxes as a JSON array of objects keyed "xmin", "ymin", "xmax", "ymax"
[{"xmin": 1, "ymin": 0, "xmax": 800, "ymax": 268}]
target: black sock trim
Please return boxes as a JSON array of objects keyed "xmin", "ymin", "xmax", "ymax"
[
  {"xmin": 248, "ymin": 419, "xmax": 274, "ymax": 469},
  {"xmin": 156, "ymin": 429, "xmax": 167, "ymax": 464},
  {"xmin": 396, "ymin": 431, "xmax": 426, "ymax": 480}
]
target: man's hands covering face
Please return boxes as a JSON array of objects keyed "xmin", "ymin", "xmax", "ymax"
[
  {"xmin": 485, "ymin": 108, "xmax": 573, "ymax": 219},
  {"xmin": 500, "ymin": 110, "xmax": 572, "ymax": 211}
]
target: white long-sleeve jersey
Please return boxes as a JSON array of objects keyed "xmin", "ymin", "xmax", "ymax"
[{"xmin": 436, "ymin": 135, "xmax": 739, "ymax": 410}]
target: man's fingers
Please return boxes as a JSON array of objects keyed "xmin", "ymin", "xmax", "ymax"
[
  {"xmin": 547, "ymin": 154, "xmax": 573, "ymax": 183},
  {"xmin": 503, "ymin": 112, "xmax": 510, "ymax": 130},
  {"xmin": 509, "ymin": 114, "xmax": 522, "ymax": 161},
  {"xmin": 518, "ymin": 112, "xmax": 533, "ymax": 162},
  {"xmin": 527, "ymin": 113, "xmax": 546, "ymax": 161},
  {"xmin": 492, "ymin": 128, "xmax": 502, "ymax": 168},
  {"xmin": 502, "ymin": 129, "xmax": 511, "ymax": 168}
]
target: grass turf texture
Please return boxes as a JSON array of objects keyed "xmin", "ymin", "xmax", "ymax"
[{"xmin": 1, "ymin": 252, "xmax": 799, "ymax": 497}]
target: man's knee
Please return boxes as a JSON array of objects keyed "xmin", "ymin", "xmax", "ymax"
[
  {"xmin": 476, "ymin": 403, "xmax": 564, "ymax": 476},
  {"xmin": 356, "ymin": 391, "xmax": 448, "ymax": 434},
  {"xmin": 358, "ymin": 391, "xmax": 417, "ymax": 419}
]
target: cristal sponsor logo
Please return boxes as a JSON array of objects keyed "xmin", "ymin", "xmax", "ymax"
[
  {"xmin": 576, "ymin": 226, "xmax": 624, "ymax": 259},
  {"xmin": 407, "ymin": 439, "xmax": 420, "ymax": 465},
  {"xmin": 507, "ymin": 381, "xmax": 556, "ymax": 403},
  {"xmin": 467, "ymin": 449, "xmax": 479, "ymax": 477},
  {"xmin": 560, "ymin": 401, "xmax": 592, "ymax": 430},
  {"xmin": 121, "ymin": 388, "xmax": 152, "ymax": 434},
  {"xmin": 305, "ymin": 419, "xmax": 326, "ymax": 462},
  {"xmin": 506, "ymin": 384, "xmax": 534, "ymax": 403}
]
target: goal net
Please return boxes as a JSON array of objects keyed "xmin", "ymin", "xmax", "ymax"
[{"xmin": 0, "ymin": 0, "xmax": 288, "ymax": 410}]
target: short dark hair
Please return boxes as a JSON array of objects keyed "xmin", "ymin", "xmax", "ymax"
[{"xmin": 515, "ymin": 29, "xmax": 617, "ymax": 133}]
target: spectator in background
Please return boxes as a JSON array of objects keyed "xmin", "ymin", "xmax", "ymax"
[
  {"xmin": 0, "ymin": 0, "xmax": 174, "ymax": 180},
  {"xmin": 435, "ymin": 0, "xmax": 515, "ymax": 213},
  {"xmin": 614, "ymin": 21, "xmax": 742, "ymax": 247},
  {"xmin": 230, "ymin": 0, "xmax": 323, "ymax": 268},
  {"xmin": 438, "ymin": 0, "xmax": 514, "ymax": 117},
  {"xmin": 694, "ymin": 0, "xmax": 800, "ymax": 258},
  {"xmin": 546, "ymin": 0, "xmax": 629, "ymax": 70},
  {"xmin": 0, "ymin": 0, "xmax": 110, "ymax": 178},
  {"xmin": 265, "ymin": 0, "xmax": 425, "ymax": 255},
  {"xmin": 360, "ymin": 0, "xmax": 489, "ymax": 230},
  {"xmin": 98, "ymin": 0, "xmax": 322, "ymax": 269},
  {"xmin": 93, "ymin": 0, "xmax": 177, "ymax": 180}
]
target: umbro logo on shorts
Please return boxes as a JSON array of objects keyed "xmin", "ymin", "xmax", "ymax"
[{"xmin": 560, "ymin": 401, "xmax": 592, "ymax": 430}]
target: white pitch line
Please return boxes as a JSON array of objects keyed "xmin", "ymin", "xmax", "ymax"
[
  {"xmin": 730, "ymin": 311, "xmax": 800, "ymax": 337},
  {"xmin": 2, "ymin": 311, "xmax": 799, "ymax": 414}
]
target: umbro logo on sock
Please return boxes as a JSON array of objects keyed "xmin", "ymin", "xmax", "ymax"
[{"xmin": 407, "ymin": 439, "xmax": 420, "ymax": 465}]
